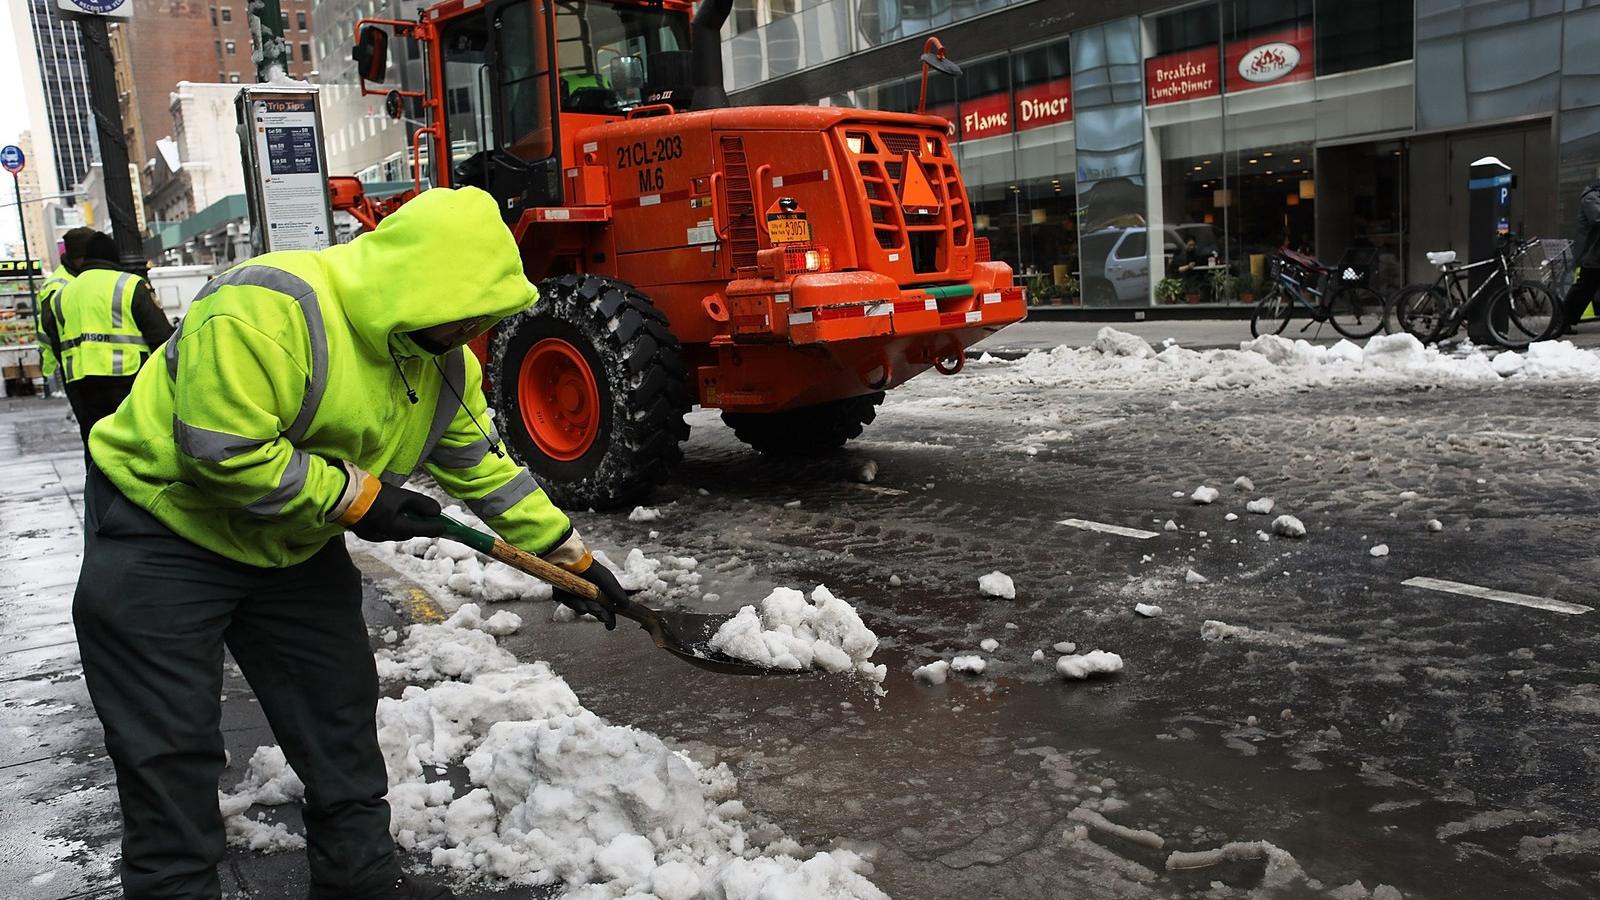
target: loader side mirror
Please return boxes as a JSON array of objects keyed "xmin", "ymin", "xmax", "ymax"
[
  {"xmin": 919, "ymin": 51, "xmax": 961, "ymax": 77},
  {"xmin": 354, "ymin": 25, "xmax": 390, "ymax": 84},
  {"xmin": 385, "ymin": 90, "xmax": 403, "ymax": 119},
  {"xmin": 607, "ymin": 56, "xmax": 645, "ymax": 103}
]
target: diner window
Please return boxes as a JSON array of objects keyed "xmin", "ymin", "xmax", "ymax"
[
  {"xmin": 1225, "ymin": 0, "xmax": 1309, "ymax": 39},
  {"xmin": 1316, "ymin": 0, "xmax": 1412, "ymax": 75},
  {"xmin": 1154, "ymin": 3, "xmax": 1218, "ymax": 54}
]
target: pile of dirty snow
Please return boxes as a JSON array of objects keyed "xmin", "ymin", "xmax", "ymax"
[
  {"xmin": 240, "ymin": 610, "xmax": 889, "ymax": 898},
  {"xmin": 972, "ymin": 328, "xmax": 1600, "ymax": 394},
  {"xmin": 218, "ymin": 746, "xmax": 307, "ymax": 853},
  {"xmin": 706, "ymin": 586, "xmax": 886, "ymax": 693},
  {"xmin": 366, "ymin": 506, "xmax": 704, "ymax": 611}
]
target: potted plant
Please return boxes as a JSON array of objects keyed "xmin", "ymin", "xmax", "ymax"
[
  {"xmin": 1155, "ymin": 277, "xmax": 1185, "ymax": 305},
  {"xmin": 1059, "ymin": 274, "xmax": 1080, "ymax": 305},
  {"xmin": 1237, "ymin": 272, "xmax": 1257, "ymax": 303},
  {"xmin": 1210, "ymin": 270, "xmax": 1239, "ymax": 303}
]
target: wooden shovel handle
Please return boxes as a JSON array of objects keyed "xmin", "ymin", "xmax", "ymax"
[{"xmin": 434, "ymin": 515, "xmax": 601, "ymax": 601}]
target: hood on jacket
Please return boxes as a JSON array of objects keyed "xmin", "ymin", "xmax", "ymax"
[{"xmin": 322, "ymin": 187, "xmax": 538, "ymax": 356}]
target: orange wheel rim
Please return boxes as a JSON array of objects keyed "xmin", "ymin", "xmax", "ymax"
[{"xmin": 518, "ymin": 338, "xmax": 600, "ymax": 461}]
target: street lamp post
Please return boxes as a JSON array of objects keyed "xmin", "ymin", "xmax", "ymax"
[{"xmin": 0, "ymin": 146, "xmax": 40, "ymax": 312}]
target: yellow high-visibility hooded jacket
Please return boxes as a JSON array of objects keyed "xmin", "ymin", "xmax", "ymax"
[{"xmin": 90, "ymin": 187, "xmax": 571, "ymax": 568}]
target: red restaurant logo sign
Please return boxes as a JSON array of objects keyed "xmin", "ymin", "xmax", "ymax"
[
  {"xmin": 960, "ymin": 92, "xmax": 1013, "ymax": 141},
  {"xmin": 1145, "ymin": 46, "xmax": 1220, "ymax": 106},
  {"xmin": 1224, "ymin": 25, "xmax": 1314, "ymax": 92},
  {"xmin": 1014, "ymin": 77, "xmax": 1072, "ymax": 132}
]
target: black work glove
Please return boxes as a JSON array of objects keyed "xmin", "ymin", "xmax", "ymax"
[
  {"xmin": 553, "ymin": 559, "xmax": 630, "ymax": 630},
  {"xmin": 334, "ymin": 467, "xmax": 446, "ymax": 542}
]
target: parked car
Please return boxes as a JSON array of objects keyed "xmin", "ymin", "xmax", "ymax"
[{"xmin": 1079, "ymin": 224, "xmax": 1219, "ymax": 305}]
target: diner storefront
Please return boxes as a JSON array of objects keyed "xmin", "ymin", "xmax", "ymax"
[{"xmin": 838, "ymin": 2, "xmax": 1414, "ymax": 307}]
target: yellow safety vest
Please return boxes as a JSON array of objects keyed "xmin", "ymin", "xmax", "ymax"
[
  {"xmin": 36, "ymin": 270, "xmax": 73, "ymax": 377},
  {"xmin": 56, "ymin": 268, "xmax": 152, "ymax": 382}
]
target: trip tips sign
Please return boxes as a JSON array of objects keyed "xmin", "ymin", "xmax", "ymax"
[{"xmin": 1225, "ymin": 26, "xmax": 1314, "ymax": 92}]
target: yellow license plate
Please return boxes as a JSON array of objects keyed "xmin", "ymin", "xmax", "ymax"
[{"xmin": 767, "ymin": 216, "xmax": 811, "ymax": 244}]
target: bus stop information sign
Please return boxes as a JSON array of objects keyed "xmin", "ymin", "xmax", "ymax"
[
  {"xmin": 237, "ymin": 86, "xmax": 334, "ymax": 254},
  {"xmin": 0, "ymin": 145, "xmax": 23, "ymax": 174}
]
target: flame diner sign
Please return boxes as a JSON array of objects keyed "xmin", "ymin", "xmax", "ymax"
[{"xmin": 1224, "ymin": 26, "xmax": 1314, "ymax": 92}]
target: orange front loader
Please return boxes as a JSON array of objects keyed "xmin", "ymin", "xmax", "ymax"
[{"xmin": 332, "ymin": 0, "xmax": 1025, "ymax": 509}]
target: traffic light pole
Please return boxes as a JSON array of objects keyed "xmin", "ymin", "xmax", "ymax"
[{"xmin": 76, "ymin": 16, "xmax": 145, "ymax": 271}]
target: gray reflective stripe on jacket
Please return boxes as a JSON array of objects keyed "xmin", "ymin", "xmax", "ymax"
[
  {"xmin": 417, "ymin": 349, "xmax": 467, "ymax": 467},
  {"xmin": 109, "ymin": 273, "xmax": 133, "ymax": 328},
  {"xmin": 174, "ymin": 265, "xmax": 330, "ymax": 442},
  {"xmin": 466, "ymin": 470, "xmax": 539, "ymax": 519},
  {"xmin": 173, "ymin": 417, "xmax": 271, "ymax": 462},
  {"xmin": 61, "ymin": 332, "xmax": 149, "ymax": 350},
  {"xmin": 244, "ymin": 448, "xmax": 311, "ymax": 516},
  {"xmin": 429, "ymin": 432, "xmax": 499, "ymax": 469}
]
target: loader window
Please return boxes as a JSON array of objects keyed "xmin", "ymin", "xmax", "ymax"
[
  {"xmin": 497, "ymin": 0, "xmax": 556, "ymax": 162},
  {"xmin": 553, "ymin": 0, "xmax": 690, "ymax": 114},
  {"xmin": 441, "ymin": 20, "xmax": 496, "ymax": 174}
]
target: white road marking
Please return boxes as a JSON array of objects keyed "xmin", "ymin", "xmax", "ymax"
[
  {"xmin": 1402, "ymin": 576, "xmax": 1592, "ymax": 615},
  {"xmin": 1475, "ymin": 430, "xmax": 1598, "ymax": 444},
  {"xmin": 1057, "ymin": 519, "xmax": 1161, "ymax": 540}
]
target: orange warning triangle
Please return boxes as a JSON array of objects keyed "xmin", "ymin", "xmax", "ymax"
[{"xmin": 898, "ymin": 151, "xmax": 941, "ymax": 211}]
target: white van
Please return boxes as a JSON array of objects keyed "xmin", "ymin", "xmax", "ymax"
[{"xmin": 147, "ymin": 265, "xmax": 217, "ymax": 322}]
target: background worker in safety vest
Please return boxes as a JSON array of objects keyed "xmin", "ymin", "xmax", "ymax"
[
  {"xmin": 74, "ymin": 187, "xmax": 629, "ymax": 900},
  {"xmin": 41, "ymin": 230, "xmax": 173, "ymax": 441},
  {"xmin": 34, "ymin": 227, "xmax": 99, "ymax": 380}
]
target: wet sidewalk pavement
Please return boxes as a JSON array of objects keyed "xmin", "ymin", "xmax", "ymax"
[{"xmin": 0, "ymin": 397, "xmax": 541, "ymax": 899}]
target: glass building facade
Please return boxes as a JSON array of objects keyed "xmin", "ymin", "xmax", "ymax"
[{"xmin": 725, "ymin": 0, "xmax": 1600, "ymax": 309}]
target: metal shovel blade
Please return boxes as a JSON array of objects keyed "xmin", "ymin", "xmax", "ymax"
[{"xmin": 621, "ymin": 604, "xmax": 774, "ymax": 677}]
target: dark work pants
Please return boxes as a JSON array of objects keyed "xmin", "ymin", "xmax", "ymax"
[
  {"xmin": 1563, "ymin": 266, "xmax": 1599, "ymax": 330},
  {"xmin": 73, "ymin": 465, "xmax": 400, "ymax": 900},
  {"xmin": 64, "ymin": 374, "xmax": 136, "ymax": 443}
]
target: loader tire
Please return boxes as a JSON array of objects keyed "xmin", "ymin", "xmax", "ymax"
[
  {"xmin": 721, "ymin": 392, "xmax": 884, "ymax": 456},
  {"xmin": 489, "ymin": 274, "xmax": 691, "ymax": 511}
]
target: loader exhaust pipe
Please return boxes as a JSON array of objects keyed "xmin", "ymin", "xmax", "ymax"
[{"xmin": 691, "ymin": 0, "xmax": 733, "ymax": 109}]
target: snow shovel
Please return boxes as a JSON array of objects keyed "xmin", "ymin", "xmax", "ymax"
[{"xmin": 433, "ymin": 515, "xmax": 769, "ymax": 676}]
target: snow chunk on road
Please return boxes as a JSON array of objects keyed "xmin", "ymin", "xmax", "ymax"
[
  {"xmin": 1185, "ymin": 568, "xmax": 1207, "ymax": 585},
  {"xmin": 855, "ymin": 459, "xmax": 879, "ymax": 483},
  {"xmin": 1271, "ymin": 515, "xmax": 1307, "ymax": 538},
  {"xmin": 218, "ymin": 746, "xmax": 306, "ymax": 853},
  {"xmin": 978, "ymin": 571, "xmax": 1016, "ymax": 599},
  {"xmin": 1166, "ymin": 840, "xmax": 1306, "ymax": 889},
  {"xmin": 1190, "ymin": 485, "xmax": 1219, "ymax": 505},
  {"xmin": 1233, "ymin": 476, "xmax": 1255, "ymax": 492},
  {"xmin": 627, "ymin": 506, "xmax": 661, "ymax": 522},
  {"xmin": 1399, "ymin": 490, "xmax": 1419, "ymax": 501},
  {"xmin": 1031, "ymin": 649, "xmax": 1046, "ymax": 663},
  {"xmin": 1056, "ymin": 650, "xmax": 1123, "ymax": 680},
  {"xmin": 1370, "ymin": 544, "xmax": 1390, "ymax": 557},
  {"xmin": 1427, "ymin": 519, "xmax": 1444, "ymax": 532},
  {"xmin": 1246, "ymin": 498, "xmax": 1275, "ymax": 515},
  {"xmin": 979, "ymin": 638, "xmax": 999, "ymax": 652},
  {"xmin": 1068, "ymin": 807, "xmax": 1164, "ymax": 850},
  {"xmin": 913, "ymin": 660, "xmax": 950, "ymax": 685},
  {"xmin": 951, "ymin": 655, "xmax": 987, "ymax": 675},
  {"xmin": 1053, "ymin": 641, "xmax": 1077, "ymax": 654},
  {"xmin": 1135, "ymin": 603, "xmax": 1163, "ymax": 617},
  {"xmin": 707, "ymin": 586, "xmax": 885, "ymax": 691},
  {"xmin": 1163, "ymin": 520, "xmax": 1178, "ymax": 532},
  {"xmin": 1089, "ymin": 327, "xmax": 1156, "ymax": 358},
  {"xmin": 1225, "ymin": 512, "xmax": 1239, "ymax": 522}
]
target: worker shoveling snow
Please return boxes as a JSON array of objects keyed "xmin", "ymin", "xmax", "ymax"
[
  {"xmin": 228, "ymin": 606, "xmax": 888, "ymax": 899},
  {"xmin": 706, "ymin": 586, "xmax": 887, "ymax": 695}
]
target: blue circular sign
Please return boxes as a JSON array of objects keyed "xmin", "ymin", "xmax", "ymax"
[
  {"xmin": 0, "ymin": 145, "xmax": 23, "ymax": 174},
  {"xmin": 61, "ymin": 0, "xmax": 127, "ymax": 13}
]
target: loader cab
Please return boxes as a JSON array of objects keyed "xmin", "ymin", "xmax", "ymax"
[{"xmin": 363, "ymin": 0, "xmax": 691, "ymax": 218}]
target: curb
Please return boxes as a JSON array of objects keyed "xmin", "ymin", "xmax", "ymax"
[{"xmin": 351, "ymin": 547, "xmax": 449, "ymax": 625}]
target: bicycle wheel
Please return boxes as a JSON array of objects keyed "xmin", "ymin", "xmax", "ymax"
[
  {"xmin": 1327, "ymin": 285, "xmax": 1389, "ymax": 340},
  {"xmin": 1250, "ymin": 287, "xmax": 1293, "ymax": 337},
  {"xmin": 1393, "ymin": 284, "xmax": 1452, "ymax": 344},
  {"xmin": 1484, "ymin": 280, "xmax": 1564, "ymax": 350}
]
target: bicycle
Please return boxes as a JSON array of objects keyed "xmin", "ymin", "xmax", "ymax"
[
  {"xmin": 1392, "ymin": 234, "xmax": 1563, "ymax": 350},
  {"xmin": 1250, "ymin": 247, "xmax": 1389, "ymax": 340}
]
